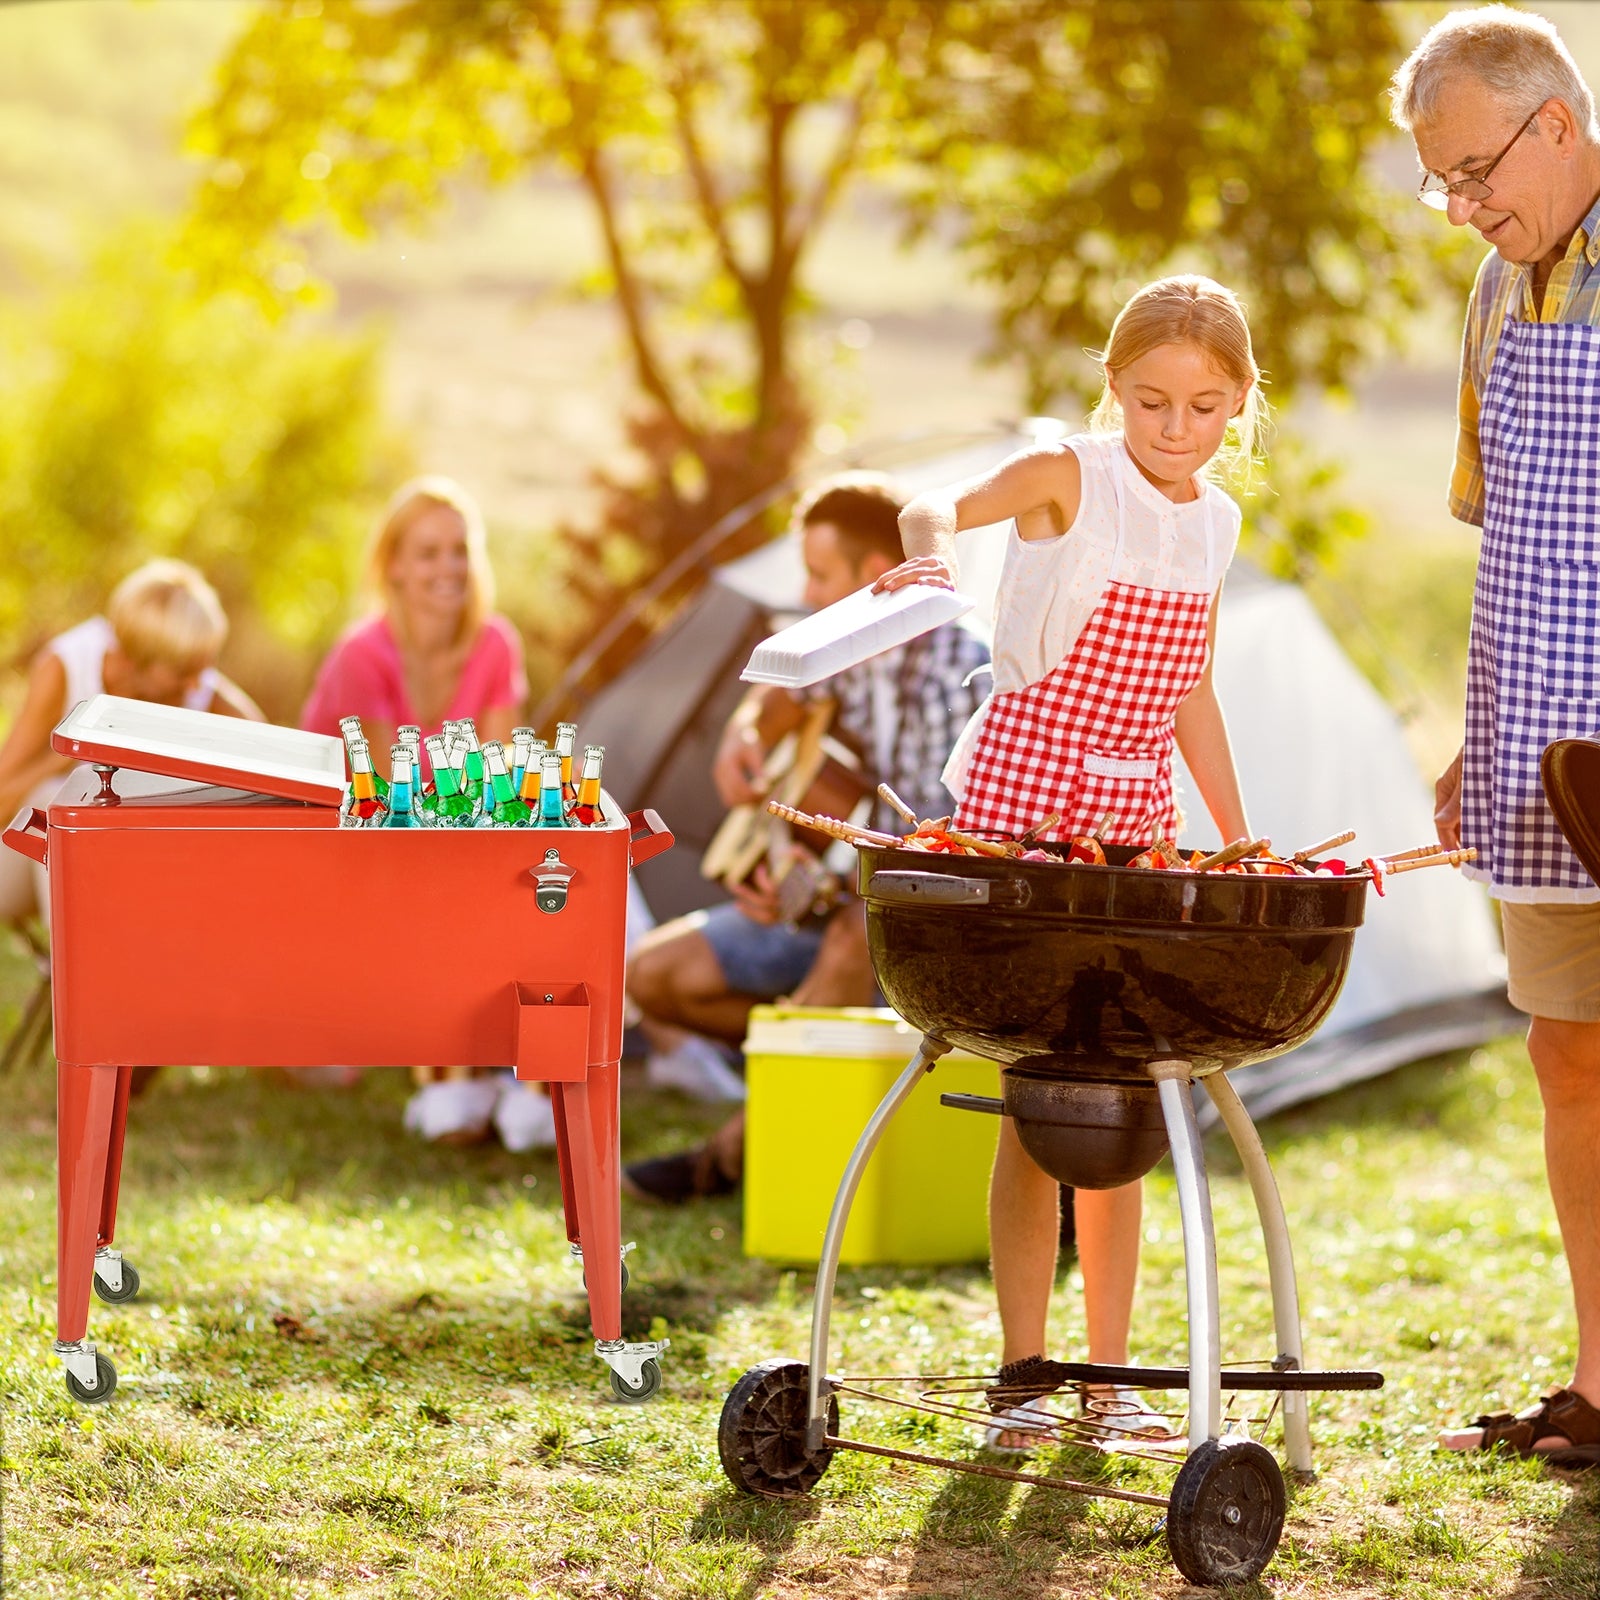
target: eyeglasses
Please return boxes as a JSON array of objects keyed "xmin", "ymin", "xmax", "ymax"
[{"xmin": 1418, "ymin": 108, "xmax": 1540, "ymax": 210}]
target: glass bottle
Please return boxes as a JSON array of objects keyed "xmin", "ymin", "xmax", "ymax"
[
  {"xmin": 509, "ymin": 727, "xmax": 536, "ymax": 796},
  {"xmin": 555, "ymin": 721, "xmax": 579, "ymax": 803},
  {"xmin": 569, "ymin": 744, "xmax": 606, "ymax": 826},
  {"xmin": 398, "ymin": 724, "xmax": 424, "ymax": 795},
  {"xmin": 458, "ymin": 719, "xmax": 485, "ymax": 802},
  {"xmin": 421, "ymin": 734, "xmax": 474, "ymax": 825},
  {"xmin": 479, "ymin": 740, "xmax": 525, "ymax": 827},
  {"xmin": 381, "ymin": 743, "xmax": 423, "ymax": 828},
  {"xmin": 345, "ymin": 738, "xmax": 387, "ymax": 825},
  {"xmin": 341, "ymin": 716, "xmax": 388, "ymax": 802},
  {"xmin": 535, "ymin": 751, "xmax": 568, "ymax": 828}
]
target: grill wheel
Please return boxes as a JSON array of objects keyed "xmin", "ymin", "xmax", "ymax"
[
  {"xmin": 1166, "ymin": 1436, "xmax": 1286, "ymax": 1586},
  {"xmin": 719, "ymin": 1359, "xmax": 837, "ymax": 1497}
]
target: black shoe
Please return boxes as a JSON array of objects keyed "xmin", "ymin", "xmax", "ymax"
[{"xmin": 622, "ymin": 1146, "xmax": 739, "ymax": 1205}]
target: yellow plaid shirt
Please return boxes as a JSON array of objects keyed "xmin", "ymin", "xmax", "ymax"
[{"xmin": 1453, "ymin": 190, "xmax": 1600, "ymax": 526}]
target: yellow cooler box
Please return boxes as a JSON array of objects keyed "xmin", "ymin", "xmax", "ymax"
[{"xmin": 743, "ymin": 1005, "xmax": 999, "ymax": 1265}]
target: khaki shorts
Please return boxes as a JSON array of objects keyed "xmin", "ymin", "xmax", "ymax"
[{"xmin": 1500, "ymin": 900, "xmax": 1600, "ymax": 1022}]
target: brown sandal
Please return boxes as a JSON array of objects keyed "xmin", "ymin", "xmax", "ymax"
[{"xmin": 1469, "ymin": 1387, "xmax": 1600, "ymax": 1469}]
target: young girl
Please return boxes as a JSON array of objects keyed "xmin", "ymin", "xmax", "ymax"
[{"xmin": 874, "ymin": 274, "xmax": 1262, "ymax": 1451}]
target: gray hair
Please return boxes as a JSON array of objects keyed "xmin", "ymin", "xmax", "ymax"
[{"xmin": 1391, "ymin": 4, "xmax": 1598, "ymax": 141}]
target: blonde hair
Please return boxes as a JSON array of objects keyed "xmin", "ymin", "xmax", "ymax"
[
  {"xmin": 1391, "ymin": 5, "xmax": 1597, "ymax": 140},
  {"xmin": 366, "ymin": 475, "xmax": 494, "ymax": 647},
  {"xmin": 107, "ymin": 559, "xmax": 227, "ymax": 672},
  {"xmin": 1089, "ymin": 275, "xmax": 1267, "ymax": 484}
]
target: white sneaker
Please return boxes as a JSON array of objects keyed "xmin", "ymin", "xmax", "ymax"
[
  {"xmin": 645, "ymin": 1036, "xmax": 746, "ymax": 1103},
  {"xmin": 403, "ymin": 1077, "xmax": 501, "ymax": 1142},
  {"xmin": 493, "ymin": 1077, "xmax": 559, "ymax": 1151}
]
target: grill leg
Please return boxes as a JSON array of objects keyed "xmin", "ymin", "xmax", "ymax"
[
  {"xmin": 57, "ymin": 1062, "xmax": 119, "ymax": 1345},
  {"xmin": 1150, "ymin": 1062, "xmax": 1221, "ymax": 1450},
  {"xmin": 806, "ymin": 1034, "xmax": 951, "ymax": 1451},
  {"xmin": 1204, "ymin": 1072, "xmax": 1314, "ymax": 1477}
]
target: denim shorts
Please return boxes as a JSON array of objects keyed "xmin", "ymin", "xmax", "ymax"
[{"xmin": 696, "ymin": 901, "xmax": 824, "ymax": 998}]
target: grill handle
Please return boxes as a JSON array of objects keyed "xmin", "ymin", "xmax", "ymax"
[
  {"xmin": 940, "ymin": 1092, "xmax": 1005, "ymax": 1116},
  {"xmin": 3, "ymin": 806, "xmax": 47, "ymax": 867},
  {"xmin": 627, "ymin": 808, "xmax": 675, "ymax": 868},
  {"xmin": 868, "ymin": 870, "xmax": 1031, "ymax": 910}
]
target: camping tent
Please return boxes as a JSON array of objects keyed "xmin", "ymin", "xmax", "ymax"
[{"xmin": 580, "ymin": 424, "xmax": 1516, "ymax": 1119}]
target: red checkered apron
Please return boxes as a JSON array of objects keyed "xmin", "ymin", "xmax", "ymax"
[{"xmin": 955, "ymin": 476, "xmax": 1218, "ymax": 846}]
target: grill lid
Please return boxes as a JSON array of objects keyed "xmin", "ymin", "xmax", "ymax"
[{"xmin": 52, "ymin": 695, "xmax": 346, "ymax": 807}]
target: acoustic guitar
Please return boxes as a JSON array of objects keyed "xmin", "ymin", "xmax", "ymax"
[{"xmin": 700, "ymin": 698, "xmax": 874, "ymax": 924}]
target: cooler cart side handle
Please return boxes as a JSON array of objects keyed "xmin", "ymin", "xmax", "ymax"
[
  {"xmin": 627, "ymin": 809, "xmax": 674, "ymax": 868},
  {"xmin": 4, "ymin": 806, "xmax": 47, "ymax": 866}
]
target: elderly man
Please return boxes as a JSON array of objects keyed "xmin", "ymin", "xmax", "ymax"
[{"xmin": 1392, "ymin": 6, "xmax": 1600, "ymax": 1469}]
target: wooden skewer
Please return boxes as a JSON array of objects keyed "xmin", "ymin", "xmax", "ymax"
[
  {"xmin": 1016, "ymin": 811, "xmax": 1063, "ymax": 848},
  {"xmin": 1383, "ymin": 848, "xmax": 1477, "ymax": 875},
  {"xmin": 1377, "ymin": 842, "xmax": 1449, "ymax": 865},
  {"xmin": 941, "ymin": 825, "xmax": 1015, "ymax": 859},
  {"xmin": 1291, "ymin": 830, "xmax": 1357, "ymax": 862},
  {"xmin": 766, "ymin": 801, "xmax": 901, "ymax": 849},
  {"xmin": 1094, "ymin": 810, "xmax": 1119, "ymax": 839},
  {"xmin": 876, "ymin": 783, "xmax": 919, "ymax": 828},
  {"xmin": 1192, "ymin": 836, "xmax": 1273, "ymax": 873}
]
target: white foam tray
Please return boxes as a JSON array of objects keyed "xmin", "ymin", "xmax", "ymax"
[{"xmin": 741, "ymin": 583, "xmax": 975, "ymax": 689}]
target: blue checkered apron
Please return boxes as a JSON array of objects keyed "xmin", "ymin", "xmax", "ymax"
[{"xmin": 1465, "ymin": 317, "xmax": 1600, "ymax": 901}]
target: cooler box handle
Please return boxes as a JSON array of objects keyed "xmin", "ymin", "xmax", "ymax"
[
  {"xmin": 627, "ymin": 809, "xmax": 674, "ymax": 868},
  {"xmin": 3, "ymin": 806, "xmax": 47, "ymax": 867},
  {"xmin": 513, "ymin": 982, "xmax": 590, "ymax": 1082}
]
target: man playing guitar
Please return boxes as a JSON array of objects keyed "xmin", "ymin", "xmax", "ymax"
[{"xmin": 625, "ymin": 472, "xmax": 991, "ymax": 1201}]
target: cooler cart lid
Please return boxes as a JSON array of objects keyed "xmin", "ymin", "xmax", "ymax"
[
  {"xmin": 741, "ymin": 582, "xmax": 975, "ymax": 689},
  {"xmin": 52, "ymin": 694, "xmax": 346, "ymax": 807}
]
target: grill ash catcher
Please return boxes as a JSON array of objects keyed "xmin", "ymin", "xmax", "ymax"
[{"xmin": 720, "ymin": 839, "xmax": 1389, "ymax": 1589}]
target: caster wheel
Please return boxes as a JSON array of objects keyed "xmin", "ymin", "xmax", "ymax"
[
  {"xmin": 718, "ymin": 1359, "xmax": 837, "ymax": 1498},
  {"xmin": 1166, "ymin": 1437, "xmax": 1286, "ymax": 1587},
  {"xmin": 609, "ymin": 1358, "xmax": 661, "ymax": 1403},
  {"xmin": 93, "ymin": 1262, "xmax": 141, "ymax": 1305},
  {"xmin": 64, "ymin": 1352, "xmax": 118, "ymax": 1405},
  {"xmin": 582, "ymin": 1262, "xmax": 630, "ymax": 1293}
]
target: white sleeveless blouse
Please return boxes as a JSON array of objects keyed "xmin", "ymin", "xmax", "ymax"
[
  {"xmin": 987, "ymin": 432, "xmax": 1241, "ymax": 695},
  {"xmin": 48, "ymin": 616, "xmax": 220, "ymax": 712}
]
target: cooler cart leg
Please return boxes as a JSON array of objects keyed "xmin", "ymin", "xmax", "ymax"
[
  {"xmin": 55, "ymin": 1062, "xmax": 122, "ymax": 1401},
  {"xmin": 555, "ymin": 1059, "xmax": 667, "ymax": 1401},
  {"xmin": 548, "ymin": 1081, "xmax": 582, "ymax": 1247},
  {"xmin": 1149, "ymin": 1061, "xmax": 1222, "ymax": 1450},
  {"xmin": 806, "ymin": 1035, "xmax": 951, "ymax": 1451},
  {"xmin": 1203, "ymin": 1073, "xmax": 1314, "ymax": 1477}
]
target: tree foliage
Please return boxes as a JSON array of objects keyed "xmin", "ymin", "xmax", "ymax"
[
  {"xmin": 184, "ymin": 0, "xmax": 1470, "ymax": 682},
  {"xmin": 908, "ymin": 0, "xmax": 1469, "ymax": 412},
  {"xmin": 0, "ymin": 224, "xmax": 401, "ymax": 722}
]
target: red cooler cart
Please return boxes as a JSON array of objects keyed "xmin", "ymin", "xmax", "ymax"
[{"xmin": 3, "ymin": 695, "xmax": 674, "ymax": 1405}]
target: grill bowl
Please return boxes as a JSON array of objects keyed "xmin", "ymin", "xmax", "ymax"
[{"xmin": 859, "ymin": 844, "xmax": 1367, "ymax": 1079}]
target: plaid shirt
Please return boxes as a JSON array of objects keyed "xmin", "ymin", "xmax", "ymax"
[
  {"xmin": 806, "ymin": 621, "xmax": 991, "ymax": 834},
  {"xmin": 1453, "ymin": 190, "xmax": 1600, "ymax": 526}
]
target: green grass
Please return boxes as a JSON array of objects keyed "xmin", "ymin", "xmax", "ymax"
[{"xmin": 1, "ymin": 927, "xmax": 1596, "ymax": 1598}]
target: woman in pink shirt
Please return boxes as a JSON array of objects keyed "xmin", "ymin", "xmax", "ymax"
[
  {"xmin": 301, "ymin": 477, "xmax": 542, "ymax": 1144},
  {"xmin": 302, "ymin": 475, "xmax": 527, "ymax": 771}
]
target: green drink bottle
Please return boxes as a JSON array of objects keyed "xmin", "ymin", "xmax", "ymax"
[
  {"xmin": 479, "ymin": 740, "xmax": 525, "ymax": 827},
  {"xmin": 421, "ymin": 734, "xmax": 474, "ymax": 825},
  {"xmin": 381, "ymin": 743, "xmax": 423, "ymax": 828},
  {"xmin": 459, "ymin": 719, "xmax": 486, "ymax": 802},
  {"xmin": 535, "ymin": 751, "xmax": 568, "ymax": 828}
]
